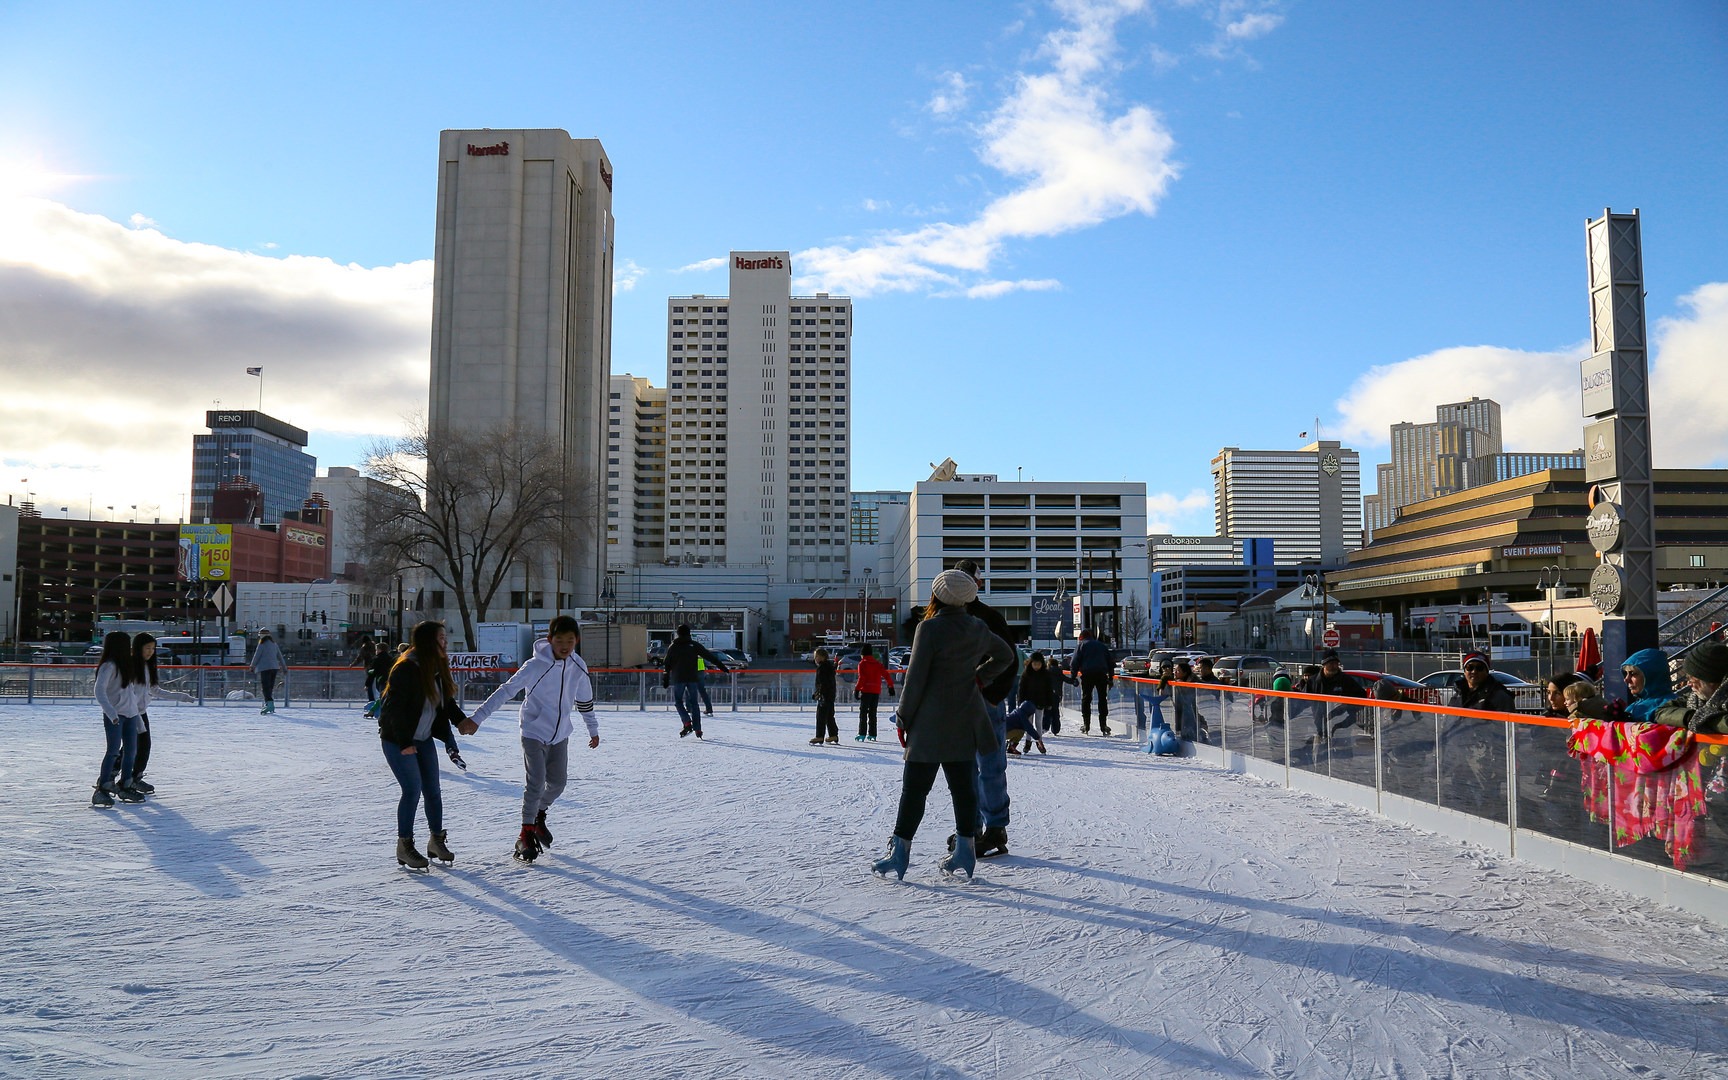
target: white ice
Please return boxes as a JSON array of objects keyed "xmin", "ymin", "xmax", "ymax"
[{"xmin": 3, "ymin": 700, "xmax": 1726, "ymax": 1078}]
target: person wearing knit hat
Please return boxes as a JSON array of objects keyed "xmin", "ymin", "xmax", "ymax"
[
  {"xmin": 870, "ymin": 568, "xmax": 1015, "ymax": 883},
  {"xmin": 1655, "ymin": 642, "xmax": 1728, "ymax": 734},
  {"xmin": 930, "ymin": 568, "xmax": 977, "ymax": 606}
]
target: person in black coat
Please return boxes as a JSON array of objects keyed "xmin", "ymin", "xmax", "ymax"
[
  {"xmin": 1008, "ymin": 652, "xmax": 1060, "ymax": 751},
  {"xmin": 378, "ymin": 621, "xmax": 476, "ymax": 869},
  {"xmin": 1303, "ymin": 650, "xmax": 1368, "ymax": 741},
  {"xmin": 661, "ymin": 624, "xmax": 728, "ymax": 738},
  {"xmin": 810, "ymin": 648, "xmax": 839, "ymax": 745}
]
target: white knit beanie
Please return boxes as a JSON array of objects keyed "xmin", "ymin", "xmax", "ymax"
[{"xmin": 931, "ymin": 569, "xmax": 978, "ymax": 606}]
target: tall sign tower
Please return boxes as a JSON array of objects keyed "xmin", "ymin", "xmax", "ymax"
[{"xmin": 1582, "ymin": 209, "xmax": 1658, "ymax": 688}]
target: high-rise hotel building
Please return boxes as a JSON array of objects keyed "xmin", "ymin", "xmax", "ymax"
[
  {"xmin": 1212, "ymin": 442, "xmax": 1363, "ymax": 566},
  {"xmin": 427, "ymin": 128, "xmax": 615, "ymax": 609},
  {"xmin": 606, "ymin": 374, "xmax": 667, "ymax": 565},
  {"xmin": 664, "ymin": 252, "xmax": 851, "ymax": 583}
]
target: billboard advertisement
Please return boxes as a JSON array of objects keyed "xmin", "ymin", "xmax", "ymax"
[
  {"xmin": 178, "ymin": 524, "xmax": 233, "ymax": 581},
  {"xmin": 1031, "ymin": 595, "xmax": 1065, "ymax": 639}
]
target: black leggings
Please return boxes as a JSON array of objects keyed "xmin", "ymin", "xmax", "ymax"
[
  {"xmin": 893, "ymin": 759, "xmax": 979, "ymax": 842},
  {"xmin": 815, "ymin": 698, "xmax": 838, "ymax": 741},
  {"xmin": 858, "ymin": 692, "xmax": 880, "ymax": 738}
]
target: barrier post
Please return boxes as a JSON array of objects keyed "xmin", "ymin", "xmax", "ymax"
[
  {"xmin": 1504, "ymin": 719, "xmax": 1519, "ymax": 855},
  {"xmin": 731, "ymin": 670, "xmax": 739, "ymax": 712},
  {"xmin": 26, "ymin": 665, "xmax": 34, "ymax": 705}
]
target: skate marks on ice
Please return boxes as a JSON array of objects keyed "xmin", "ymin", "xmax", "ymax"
[{"xmin": 5, "ymin": 702, "xmax": 1728, "ymax": 1078}]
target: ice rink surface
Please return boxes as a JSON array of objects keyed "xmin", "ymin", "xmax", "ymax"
[{"xmin": 4, "ymin": 700, "xmax": 1726, "ymax": 1078}]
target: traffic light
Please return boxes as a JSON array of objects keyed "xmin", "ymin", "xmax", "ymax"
[{"xmin": 320, "ymin": 610, "xmax": 328, "ymax": 625}]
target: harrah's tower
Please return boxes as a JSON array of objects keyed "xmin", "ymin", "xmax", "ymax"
[{"xmin": 428, "ymin": 128, "xmax": 615, "ymax": 616}]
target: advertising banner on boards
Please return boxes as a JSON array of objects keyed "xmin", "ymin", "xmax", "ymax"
[{"xmin": 178, "ymin": 524, "xmax": 233, "ymax": 581}]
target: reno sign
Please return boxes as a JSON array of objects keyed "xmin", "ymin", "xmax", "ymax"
[{"xmin": 734, "ymin": 255, "xmax": 785, "ymax": 271}]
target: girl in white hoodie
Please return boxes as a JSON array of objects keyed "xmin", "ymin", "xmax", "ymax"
[
  {"xmin": 469, "ymin": 615, "xmax": 600, "ymax": 861},
  {"xmin": 92, "ymin": 631, "xmax": 143, "ymax": 807}
]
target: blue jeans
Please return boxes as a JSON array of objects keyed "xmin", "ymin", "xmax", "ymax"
[
  {"xmin": 99, "ymin": 714, "xmax": 142, "ymax": 788},
  {"xmin": 975, "ymin": 701, "xmax": 1009, "ymax": 829},
  {"xmin": 670, "ymin": 681, "xmax": 702, "ymax": 732},
  {"xmin": 696, "ymin": 674, "xmax": 714, "ymax": 713},
  {"xmin": 381, "ymin": 737, "xmax": 444, "ymax": 838}
]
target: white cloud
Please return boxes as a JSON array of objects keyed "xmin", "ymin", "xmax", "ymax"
[
  {"xmin": 614, "ymin": 258, "xmax": 647, "ymax": 294},
  {"xmin": 0, "ymin": 196, "xmax": 431, "ymax": 521},
  {"xmin": 962, "ymin": 278, "xmax": 1062, "ymax": 299},
  {"xmin": 674, "ymin": 256, "xmax": 726, "ymax": 273},
  {"xmin": 1146, "ymin": 489, "xmax": 1214, "ymax": 535},
  {"xmin": 127, "ymin": 212, "xmax": 157, "ymax": 230},
  {"xmin": 1333, "ymin": 281, "xmax": 1728, "ymax": 468},
  {"xmin": 862, "ymin": 198, "xmax": 889, "ymax": 213},
  {"xmin": 1224, "ymin": 12, "xmax": 1282, "ymax": 39},
  {"xmin": 927, "ymin": 71, "xmax": 972, "ymax": 117},
  {"xmin": 796, "ymin": 0, "xmax": 1178, "ymax": 298}
]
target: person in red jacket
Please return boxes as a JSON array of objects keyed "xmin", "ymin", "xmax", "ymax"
[{"xmin": 853, "ymin": 643, "xmax": 896, "ymax": 742}]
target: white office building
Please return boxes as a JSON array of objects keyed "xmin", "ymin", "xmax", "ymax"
[
  {"xmin": 1211, "ymin": 442, "xmax": 1362, "ymax": 566},
  {"xmin": 310, "ymin": 467, "xmax": 418, "ymax": 581},
  {"xmin": 427, "ymin": 128, "xmax": 616, "ymax": 613},
  {"xmin": 891, "ymin": 479, "xmax": 1149, "ymax": 641},
  {"xmin": 606, "ymin": 374, "xmax": 668, "ymax": 566},
  {"xmin": 663, "ymin": 252, "xmax": 852, "ymax": 585}
]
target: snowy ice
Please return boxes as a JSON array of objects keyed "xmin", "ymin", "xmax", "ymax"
[{"xmin": 4, "ymin": 700, "xmax": 1727, "ymax": 1078}]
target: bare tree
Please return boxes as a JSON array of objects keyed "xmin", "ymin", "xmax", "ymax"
[
  {"xmin": 362, "ymin": 417, "xmax": 597, "ymax": 645},
  {"xmin": 1121, "ymin": 590, "xmax": 1150, "ymax": 650}
]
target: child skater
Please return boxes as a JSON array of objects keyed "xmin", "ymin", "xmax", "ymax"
[
  {"xmin": 811, "ymin": 647, "xmax": 839, "ymax": 745},
  {"xmin": 468, "ymin": 615, "xmax": 600, "ymax": 862},
  {"xmin": 1006, "ymin": 651, "xmax": 1058, "ymax": 755},
  {"xmin": 127, "ymin": 632, "xmax": 193, "ymax": 795},
  {"xmin": 853, "ymin": 643, "xmax": 894, "ymax": 742},
  {"xmin": 91, "ymin": 631, "xmax": 143, "ymax": 807}
]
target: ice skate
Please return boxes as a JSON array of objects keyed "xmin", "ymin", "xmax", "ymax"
[
  {"xmin": 809, "ymin": 736, "xmax": 824, "ymax": 745},
  {"xmin": 871, "ymin": 836, "xmax": 909, "ymax": 881},
  {"xmin": 396, "ymin": 837, "xmax": 429, "ymax": 871},
  {"xmin": 975, "ymin": 826, "xmax": 1009, "ymax": 859},
  {"xmin": 680, "ymin": 722, "xmax": 693, "ymax": 738},
  {"xmin": 513, "ymin": 824, "xmax": 541, "ymax": 862},
  {"xmin": 115, "ymin": 783, "xmax": 146, "ymax": 804},
  {"xmin": 940, "ymin": 835, "xmax": 976, "ymax": 881},
  {"xmin": 91, "ymin": 785, "xmax": 115, "ymax": 809},
  {"xmin": 533, "ymin": 809, "xmax": 554, "ymax": 848},
  {"xmin": 425, "ymin": 831, "xmax": 454, "ymax": 865},
  {"xmin": 129, "ymin": 777, "xmax": 155, "ymax": 795}
]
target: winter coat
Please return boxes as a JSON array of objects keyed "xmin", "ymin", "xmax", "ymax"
[
  {"xmin": 896, "ymin": 606, "xmax": 1016, "ymax": 763},
  {"xmin": 94, "ymin": 660, "xmax": 134, "ymax": 720},
  {"xmin": 814, "ymin": 659, "xmax": 837, "ymax": 703},
  {"xmin": 965, "ymin": 598, "xmax": 1018, "ymax": 704},
  {"xmin": 377, "ymin": 655, "xmax": 465, "ymax": 748},
  {"xmin": 1305, "ymin": 670, "xmax": 1368, "ymax": 700},
  {"xmin": 854, "ymin": 656, "xmax": 894, "ymax": 696},
  {"xmin": 1071, "ymin": 638, "xmax": 1114, "ymax": 677},
  {"xmin": 662, "ymin": 638, "xmax": 725, "ymax": 684},
  {"xmin": 1016, "ymin": 663, "xmax": 1062, "ymax": 710},
  {"xmin": 1623, "ymin": 648, "xmax": 1677, "ymax": 723},
  {"xmin": 1449, "ymin": 675, "xmax": 1517, "ymax": 714},
  {"xmin": 250, "ymin": 638, "xmax": 283, "ymax": 674},
  {"xmin": 1653, "ymin": 681, "xmax": 1728, "ymax": 735},
  {"xmin": 469, "ymin": 639, "xmax": 598, "ymax": 744},
  {"xmin": 368, "ymin": 651, "xmax": 396, "ymax": 682}
]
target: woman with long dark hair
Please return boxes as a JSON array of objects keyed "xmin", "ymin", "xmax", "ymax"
[
  {"xmin": 378, "ymin": 621, "xmax": 477, "ymax": 869},
  {"xmin": 92, "ymin": 631, "xmax": 143, "ymax": 807},
  {"xmin": 871, "ymin": 570, "xmax": 1015, "ymax": 882},
  {"xmin": 125, "ymin": 632, "xmax": 193, "ymax": 795}
]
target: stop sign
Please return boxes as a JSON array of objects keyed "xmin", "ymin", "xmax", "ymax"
[{"xmin": 1322, "ymin": 627, "xmax": 1341, "ymax": 648}]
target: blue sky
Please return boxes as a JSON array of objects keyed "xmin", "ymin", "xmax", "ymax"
[{"xmin": 2, "ymin": 1, "xmax": 1725, "ymax": 532}]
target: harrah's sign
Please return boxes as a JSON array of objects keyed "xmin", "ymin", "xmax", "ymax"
[
  {"xmin": 735, "ymin": 256, "xmax": 785, "ymax": 271},
  {"xmin": 466, "ymin": 141, "xmax": 509, "ymax": 157}
]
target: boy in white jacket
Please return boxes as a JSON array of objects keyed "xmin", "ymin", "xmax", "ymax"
[{"xmin": 469, "ymin": 615, "xmax": 599, "ymax": 861}]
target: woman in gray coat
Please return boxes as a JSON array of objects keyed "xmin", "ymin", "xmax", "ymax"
[{"xmin": 872, "ymin": 570, "xmax": 1015, "ymax": 882}]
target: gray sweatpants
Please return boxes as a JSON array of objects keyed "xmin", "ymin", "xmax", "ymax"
[{"xmin": 521, "ymin": 736, "xmax": 570, "ymax": 825}]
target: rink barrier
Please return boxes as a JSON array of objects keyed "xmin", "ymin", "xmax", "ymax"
[{"xmin": 1119, "ymin": 675, "xmax": 1728, "ymax": 926}]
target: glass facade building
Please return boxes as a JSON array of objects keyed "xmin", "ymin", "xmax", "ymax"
[{"xmin": 190, "ymin": 410, "xmax": 315, "ymax": 526}]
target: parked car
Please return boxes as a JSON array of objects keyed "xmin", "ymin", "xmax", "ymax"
[
  {"xmin": 888, "ymin": 647, "xmax": 912, "ymax": 669},
  {"xmin": 1345, "ymin": 670, "xmax": 1439, "ymax": 704},
  {"xmin": 1116, "ymin": 654, "xmax": 1152, "ymax": 677},
  {"xmin": 1212, "ymin": 654, "xmax": 1280, "ymax": 685},
  {"xmin": 1415, "ymin": 669, "xmax": 1533, "ymax": 691},
  {"xmin": 714, "ymin": 648, "xmax": 752, "ymax": 671}
]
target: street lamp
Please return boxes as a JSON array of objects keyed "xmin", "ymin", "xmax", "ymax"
[{"xmin": 1537, "ymin": 564, "xmax": 1563, "ymax": 669}]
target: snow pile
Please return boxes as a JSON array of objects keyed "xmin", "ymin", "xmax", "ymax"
[{"xmin": 3, "ymin": 701, "xmax": 1726, "ymax": 1078}]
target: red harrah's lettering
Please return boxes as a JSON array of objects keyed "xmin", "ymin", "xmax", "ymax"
[
  {"xmin": 599, "ymin": 160, "xmax": 613, "ymax": 191},
  {"xmin": 734, "ymin": 256, "xmax": 785, "ymax": 271},
  {"xmin": 466, "ymin": 142, "xmax": 510, "ymax": 157}
]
